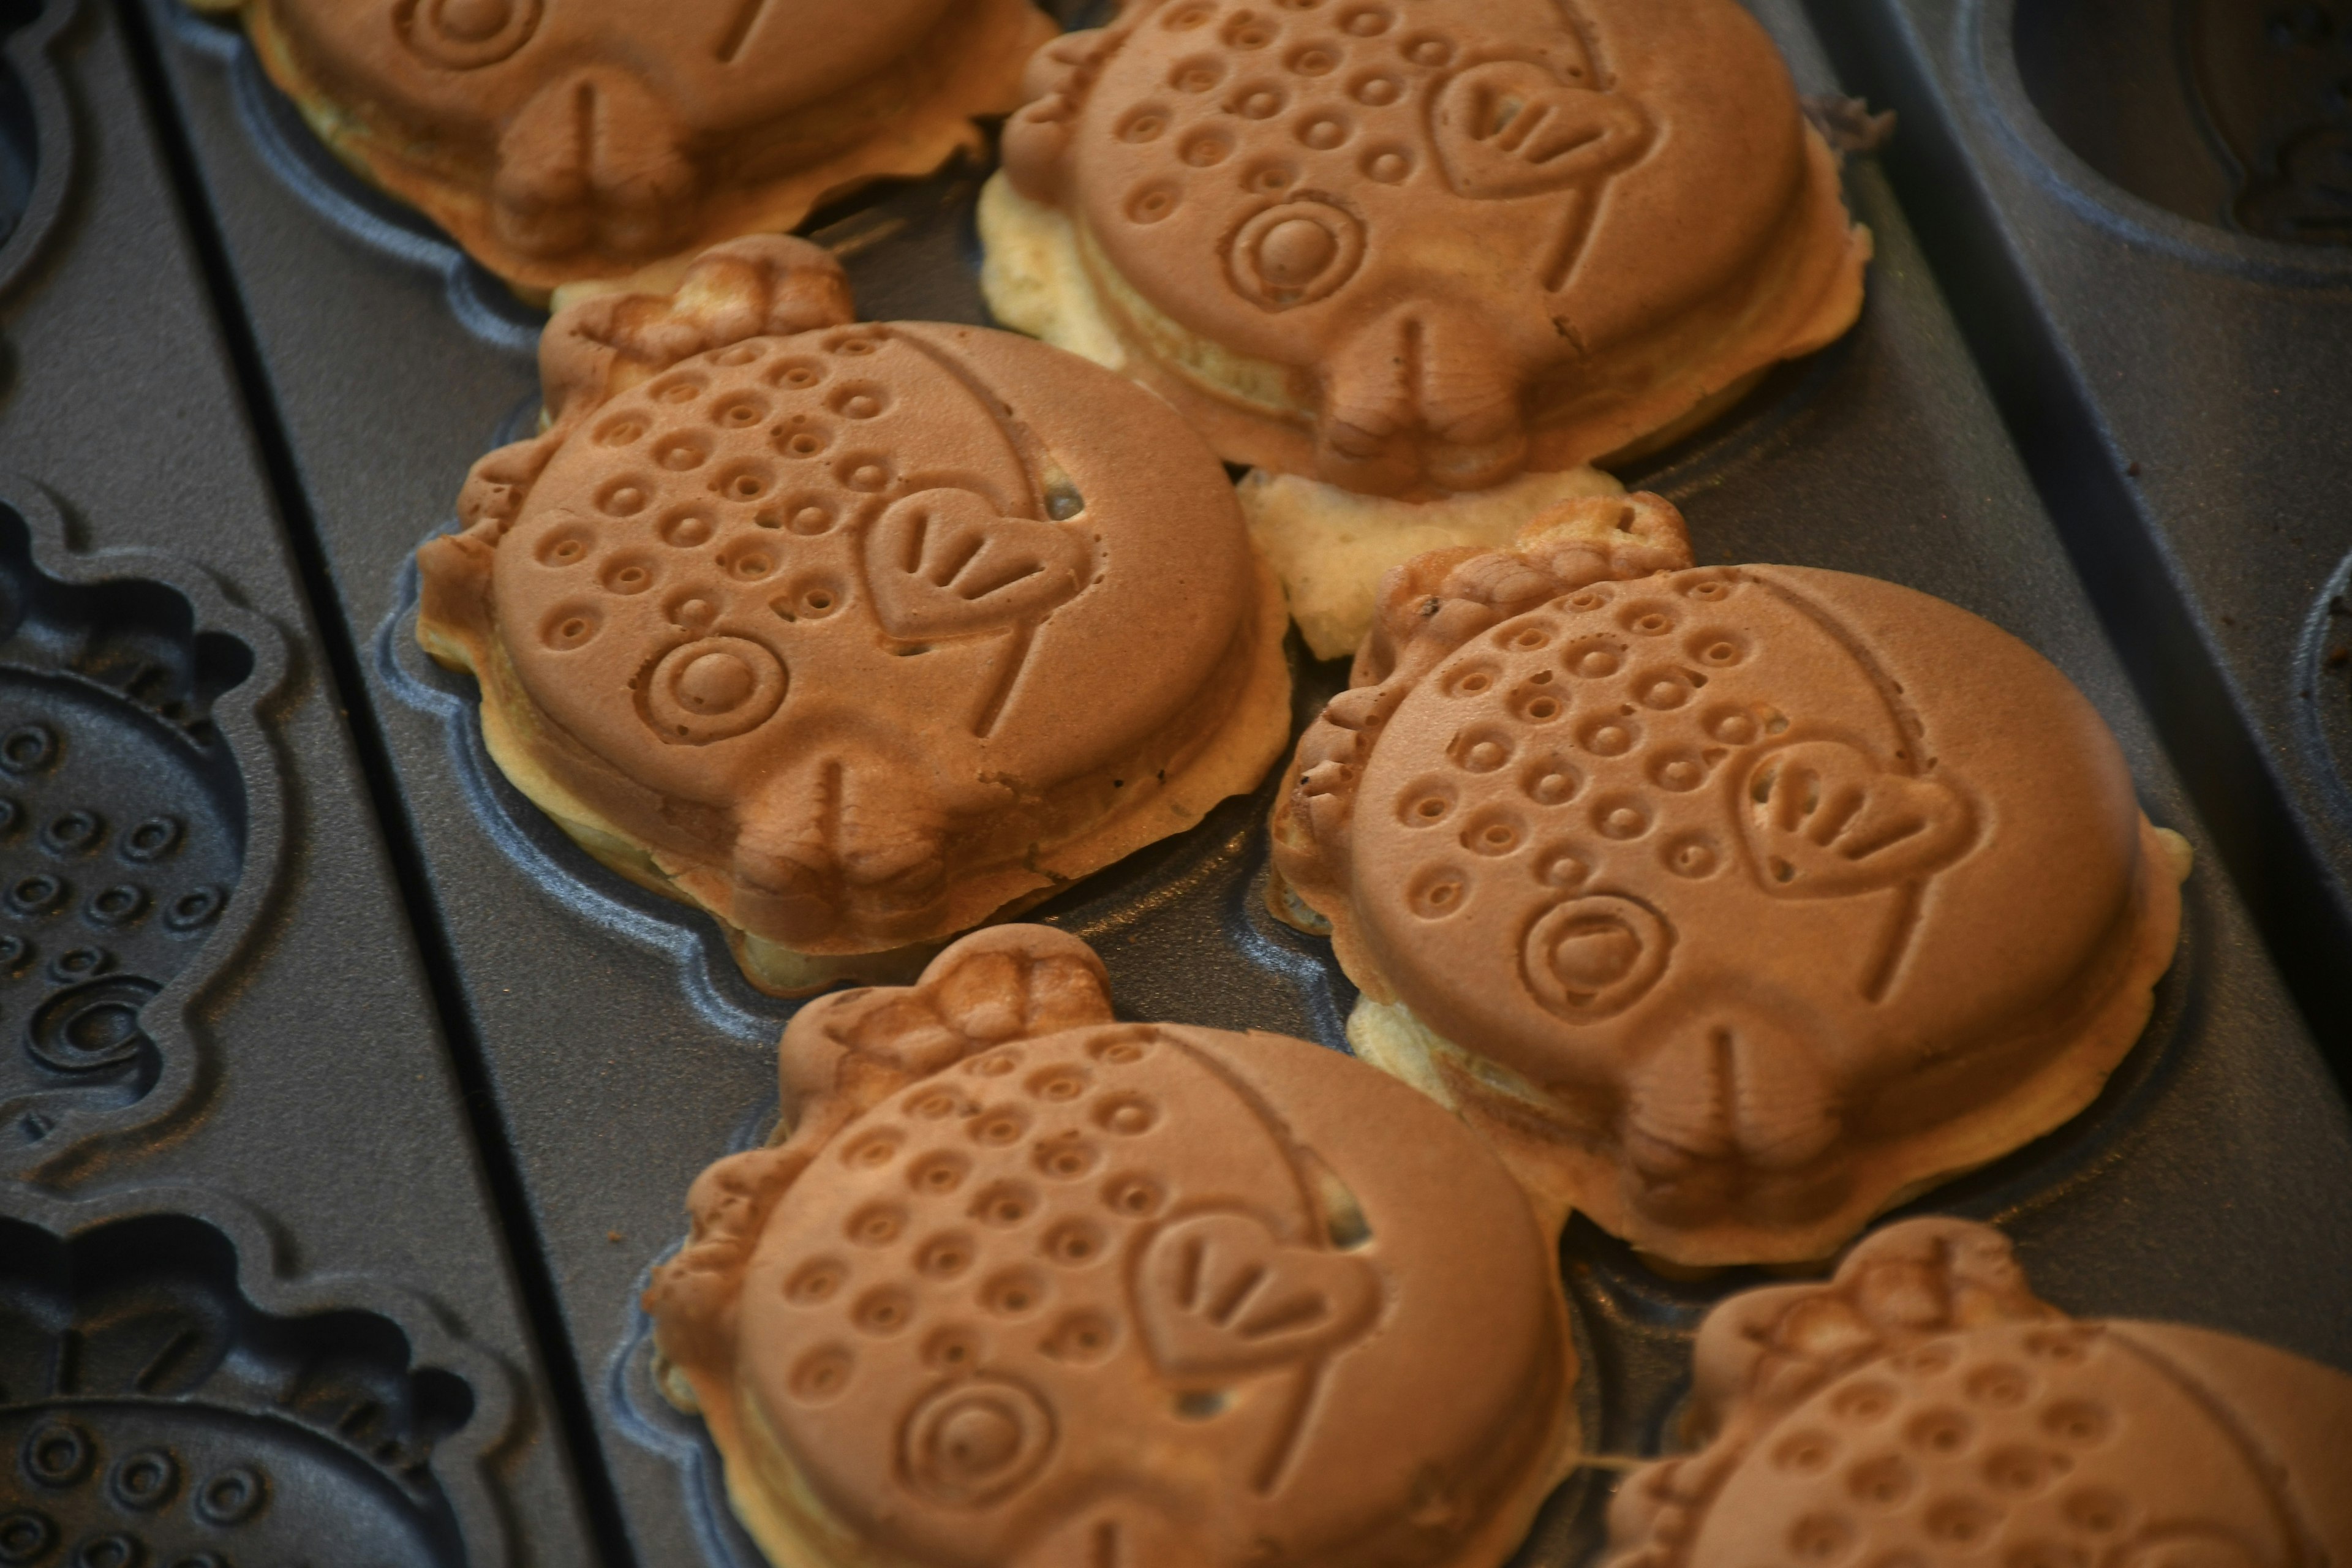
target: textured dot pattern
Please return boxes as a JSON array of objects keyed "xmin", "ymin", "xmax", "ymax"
[
  {"xmin": 434, "ymin": 307, "xmax": 1278, "ymax": 954},
  {"xmin": 492, "ymin": 324, "xmax": 1094, "ymax": 816},
  {"xmin": 1005, "ymin": 0, "xmax": 1875, "ymax": 501},
  {"xmin": 270, "ymin": 0, "xmax": 1058, "ymax": 291},
  {"xmin": 1062, "ymin": 0, "xmax": 1634, "ymax": 315},
  {"xmin": 0, "ymin": 688, "xmax": 242, "ymax": 1136},
  {"xmin": 1351, "ymin": 568, "xmax": 1934, "ymax": 1062},
  {"xmin": 737, "ymin": 1026, "xmax": 1325, "ymax": 1544},
  {"xmin": 0, "ymin": 1405, "xmax": 448, "ymax": 1566},
  {"xmin": 502, "ymin": 325, "xmax": 1032, "ymax": 728},
  {"xmin": 1688, "ymin": 1324, "xmax": 2292, "ymax": 1568}
]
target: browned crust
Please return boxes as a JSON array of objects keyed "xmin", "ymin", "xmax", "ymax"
[
  {"xmin": 1056, "ymin": 126, "xmax": 1868, "ymax": 491},
  {"xmin": 646, "ymin": 925, "xmax": 1585, "ymax": 1568},
  {"xmin": 1602, "ymin": 1219, "xmax": 2352, "ymax": 1568},
  {"xmin": 1268, "ymin": 491, "xmax": 1698, "ymax": 944},
  {"xmin": 1366, "ymin": 816, "xmax": 2181, "ymax": 1265},
  {"xmin": 240, "ymin": 0, "xmax": 1055, "ymax": 297},
  {"xmin": 416, "ymin": 237, "xmax": 1292, "ymax": 993},
  {"xmin": 1267, "ymin": 507, "xmax": 2188, "ymax": 1267},
  {"xmin": 989, "ymin": 0, "xmax": 1872, "ymax": 499},
  {"xmin": 423, "ymin": 535, "xmax": 1292, "ymax": 992}
]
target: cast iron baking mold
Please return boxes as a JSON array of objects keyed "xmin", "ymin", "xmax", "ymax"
[
  {"xmin": 379, "ymin": 506, "xmax": 1353, "ymax": 1049},
  {"xmin": 121, "ymin": 0, "xmax": 2352, "ymax": 1561},
  {"xmin": 159, "ymin": 3, "xmax": 539, "ymax": 350},
  {"xmin": 1798, "ymin": 0, "xmax": 2352, "ymax": 1069},
  {"xmin": 0, "ymin": 1187, "xmax": 514, "ymax": 1566},
  {"xmin": 2016, "ymin": 0, "xmax": 2352, "ymax": 246},
  {"xmin": 0, "ymin": 0, "xmax": 611, "ymax": 1553},
  {"xmin": 0, "ymin": 475, "xmax": 283, "ymax": 1177}
]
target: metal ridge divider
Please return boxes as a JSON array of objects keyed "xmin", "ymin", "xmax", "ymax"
[{"xmin": 104, "ymin": 0, "xmax": 638, "ymax": 1558}]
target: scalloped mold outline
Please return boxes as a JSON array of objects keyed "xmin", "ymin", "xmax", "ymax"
[
  {"xmin": 2291, "ymin": 551, "xmax": 2352, "ymax": 837},
  {"xmin": 157, "ymin": 0, "xmax": 1112, "ymax": 353},
  {"xmin": 0, "ymin": 1186, "xmax": 514, "ymax": 1567},
  {"xmin": 0, "ymin": 477, "xmax": 286, "ymax": 1180},
  {"xmin": 600, "ymin": 1077, "xmax": 1610, "ymax": 1568},
  {"xmin": 607, "ymin": 1246, "xmax": 776, "ymax": 1568},
  {"xmin": 605, "ymin": 1088, "xmax": 778, "ymax": 1568}
]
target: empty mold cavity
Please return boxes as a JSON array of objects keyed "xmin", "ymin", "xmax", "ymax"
[
  {"xmin": 0, "ymin": 502, "xmax": 262, "ymax": 1154},
  {"xmin": 2015, "ymin": 0, "xmax": 2352, "ymax": 243},
  {"xmin": 0, "ymin": 1210, "xmax": 474, "ymax": 1565}
]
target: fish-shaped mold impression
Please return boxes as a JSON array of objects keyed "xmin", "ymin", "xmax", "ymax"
[
  {"xmin": 0, "ymin": 485, "xmax": 279, "ymax": 1173},
  {"xmin": 0, "ymin": 1196, "xmax": 510, "ymax": 1566},
  {"xmin": 644, "ymin": 924, "xmax": 1578, "ymax": 1568},
  {"xmin": 417, "ymin": 236, "xmax": 1292, "ymax": 997},
  {"xmin": 1603, "ymin": 1217, "xmax": 2352, "ymax": 1568},
  {"xmin": 1269, "ymin": 494, "xmax": 2188, "ymax": 1265},
  {"xmin": 191, "ymin": 0, "xmax": 1055, "ymax": 295}
]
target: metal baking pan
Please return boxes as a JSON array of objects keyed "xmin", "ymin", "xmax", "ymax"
[
  {"xmin": 0, "ymin": 0, "xmax": 595, "ymax": 1558},
  {"xmin": 108, "ymin": 0, "xmax": 2352, "ymax": 1561},
  {"xmin": 1795, "ymin": 0, "xmax": 2352, "ymax": 1058}
]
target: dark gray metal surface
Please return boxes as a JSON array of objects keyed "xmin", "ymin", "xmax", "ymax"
[
  {"xmin": 0, "ymin": 0, "xmax": 595, "ymax": 1558},
  {"xmin": 1798, "ymin": 0, "xmax": 2352, "ymax": 1068},
  {"xmin": 85, "ymin": 0, "xmax": 2352, "ymax": 1560}
]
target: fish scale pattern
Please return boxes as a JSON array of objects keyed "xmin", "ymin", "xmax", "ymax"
[
  {"xmin": 1605, "ymin": 1221, "xmax": 2351, "ymax": 1568},
  {"xmin": 0, "ymin": 683, "xmax": 241, "ymax": 1151},
  {"xmin": 499, "ymin": 325, "xmax": 1049, "ymax": 757},
  {"xmin": 1354, "ymin": 567, "xmax": 1953, "ymax": 1042},
  {"xmin": 1698, "ymin": 1324, "xmax": 2288, "ymax": 1568},
  {"xmin": 649, "ymin": 927, "xmax": 1579, "ymax": 1567},
  {"xmin": 1275, "ymin": 515, "xmax": 2193, "ymax": 1263},
  {"xmin": 424, "ymin": 244, "xmax": 1283, "ymax": 968},
  {"xmin": 742, "ymin": 1025, "xmax": 1330, "ymax": 1529},
  {"xmin": 1095, "ymin": 0, "xmax": 1509, "ymax": 301},
  {"xmin": 1067, "ymin": 0, "xmax": 1637, "ymax": 312}
]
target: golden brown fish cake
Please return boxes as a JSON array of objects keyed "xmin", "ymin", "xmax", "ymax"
[
  {"xmin": 1269, "ymin": 496, "xmax": 2187, "ymax": 1265},
  {"xmin": 195, "ymin": 0, "xmax": 1054, "ymax": 296},
  {"xmin": 418, "ymin": 237, "xmax": 1291, "ymax": 995},
  {"xmin": 1604, "ymin": 1218, "xmax": 2352, "ymax": 1568},
  {"xmin": 982, "ymin": 0, "xmax": 1869, "ymax": 653},
  {"xmin": 646, "ymin": 925, "xmax": 1580, "ymax": 1568}
]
